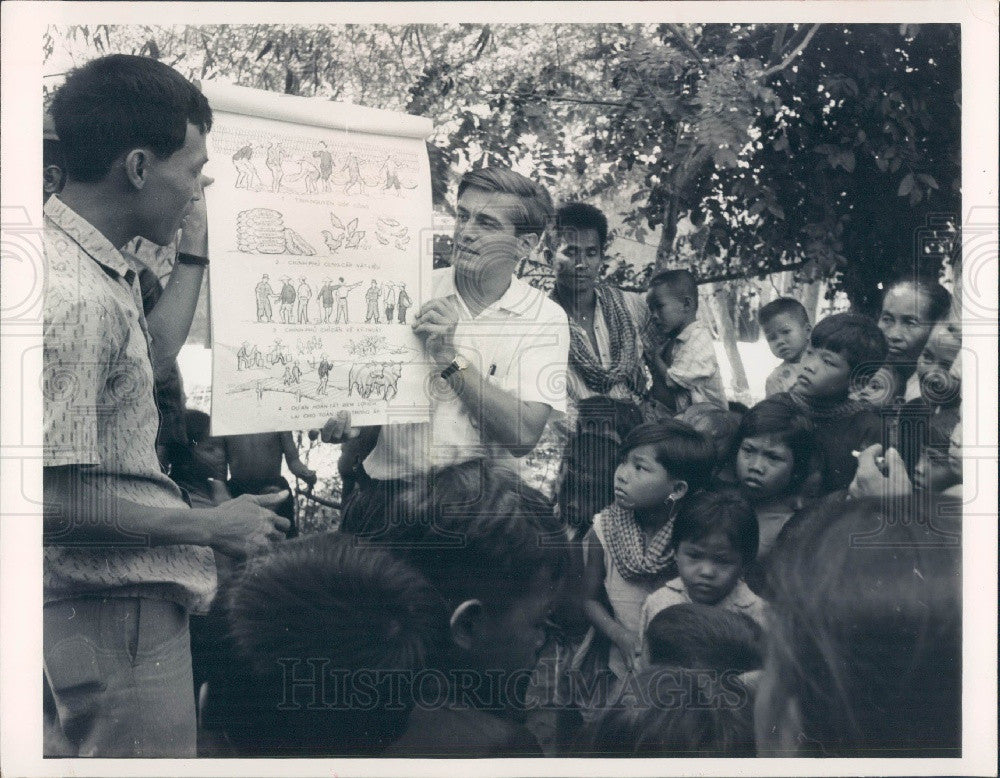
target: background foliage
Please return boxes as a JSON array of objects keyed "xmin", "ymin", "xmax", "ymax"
[{"xmin": 44, "ymin": 22, "xmax": 960, "ymax": 312}]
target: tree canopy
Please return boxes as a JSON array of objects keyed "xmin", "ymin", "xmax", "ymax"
[{"xmin": 44, "ymin": 22, "xmax": 960, "ymax": 311}]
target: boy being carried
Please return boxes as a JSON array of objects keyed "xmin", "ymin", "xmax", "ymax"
[
  {"xmin": 644, "ymin": 270, "xmax": 726, "ymax": 416},
  {"xmin": 759, "ymin": 298, "xmax": 812, "ymax": 397}
]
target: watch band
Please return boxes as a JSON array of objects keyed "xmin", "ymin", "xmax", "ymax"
[
  {"xmin": 440, "ymin": 355, "xmax": 469, "ymax": 380},
  {"xmin": 176, "ymin": 252, "xmax": 210, "ymax": 267}
]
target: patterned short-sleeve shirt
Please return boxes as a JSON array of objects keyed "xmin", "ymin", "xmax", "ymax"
[
  {"xmin": 665, "ymin": 319, "xmax": 728, "ymax": 411},
  {"xmin": 43, "ymin": 197, "xmax": 216, "ymax": 614}
]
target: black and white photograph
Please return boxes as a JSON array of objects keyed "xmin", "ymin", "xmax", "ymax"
[{"xmin": 1, "ymin": 2, "xmax": 997, "ymax": 776}]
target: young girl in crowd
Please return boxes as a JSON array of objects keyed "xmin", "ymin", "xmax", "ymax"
[
  {"xmin": 638, "ymin": 490, "xmax": 766, "ymax": 663},
  {"xmin": 734, "ymin": 394, "xmax": 817, "ymax": 558},
  {"xmin": 904, "ymin": 320, "xmax": 961, "ymax": 475},
  {"xmin": 848, "ymin": 364, "xmax": 899, "ymax": 407},
  {"xmin": 580, "ymin": 420, "xmax": 716, "ymax": 683}
]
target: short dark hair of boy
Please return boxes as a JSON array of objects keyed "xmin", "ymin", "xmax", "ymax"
[
  {"xmin": 676, "ymin": 403, "xmax": 742, "ymax": 465},
  {"xmin": 738, "ymin": 394, "xmax": 817, "ymax": 491},
  {"xmin": 556, "ymin": 202, "xmax": 608, "ymax": 247},
  {"xmin": 884, "ymin": 275, "xmax": 953, "ymax": 324},
  {"xmin": 758, "ymin": 297, "xmax": 810, "ymax": 328},
  {"xmin": 645, "ymin": 603, "xmax": 763, "ymax": 672},
  {"xmin": 763, "ymin": 496, "xmax": 960, "ymax": 757},
  {"xmin": 670, "ymin": 489, "xmax": 759, "ymax": 566},
  {"xmin": 345, "ymin": 461, "xmax": 568, "ymax": 614},
  {"xmin": 457, "ymin": 166, "xmax": 553, "ymax": 238},
  {"xmin": 50, "ymin": 54, "xmax": 213, "ymax": 183},
  {"xmin": 574, "ymin": 668, "xmax": 755, "ymax": 757},
  {"xmin": 648, "ymin": 269, "xmax": 699, "ymax": 310},
  {"xmin": 184, "ymin": 408, "xmax": 212, "ymax": 443},
  {"xmin": 810, "ymin": 312, "xmax": 889, "ymax": 385},
  {"xmin": 621, "ymin": 419, "xmax": 717, "ymax": 494},
  {"xmin": 221, "ymin": 532, "xmax": 448, "ymax": 756}
]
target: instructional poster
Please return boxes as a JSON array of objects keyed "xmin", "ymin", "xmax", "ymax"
[{"xmin": 202, "ymin": 83, "xmax": 434, "ymax": 436}]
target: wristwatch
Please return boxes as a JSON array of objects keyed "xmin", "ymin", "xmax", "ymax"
[
  {"xmin": 176, "ymin": 252, "xmax": 210, "ymax": 267},
  {"xmin": 440, "ymin": 353, "xmax": 470, "ymax": 380}
]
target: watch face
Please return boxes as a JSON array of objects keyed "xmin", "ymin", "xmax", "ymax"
[{"xmin": 454, "ymin": 354, "xmax": 470, "ymax": 370}]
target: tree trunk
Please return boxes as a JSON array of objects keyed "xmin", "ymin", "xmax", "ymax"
[{"xmin": 706, "ymin": 282, "xmax": 750, "ymax": 402}]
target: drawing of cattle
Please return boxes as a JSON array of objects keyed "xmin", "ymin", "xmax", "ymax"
[{"xmin": 347, "ymin": 362, "xmax": 403, "ymax": 401}]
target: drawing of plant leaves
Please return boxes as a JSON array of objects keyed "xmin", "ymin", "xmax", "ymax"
[
  {"xmin": 330, "ymin": 213, "xmax": 345, "ymax": 230},
  {"xmin": 345, "ymin": 231, "xmax": 364, "ymax": 249},
  {"xmin": 347, "ymin": 218, "xmax": 359, "ymax": 235}
]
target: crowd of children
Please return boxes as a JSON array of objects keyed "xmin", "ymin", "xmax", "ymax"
[{"xmin": 183, "ymin": 275, "xmax": 962, "ymax": 759}]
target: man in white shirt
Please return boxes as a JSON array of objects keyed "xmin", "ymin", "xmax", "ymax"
[{"xmin": 322, "ymin": 166, "xmax": 569, "ymax": 488}]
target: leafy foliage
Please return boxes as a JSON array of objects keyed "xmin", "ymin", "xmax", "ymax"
[{"xmin": 44, "ymin": 23, "xmax": 960, "ymax": 311}]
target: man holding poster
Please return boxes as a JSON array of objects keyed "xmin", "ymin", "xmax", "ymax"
[{"xmin": 323, "ymin": 166, "xmax": 570, "ymax": 488}]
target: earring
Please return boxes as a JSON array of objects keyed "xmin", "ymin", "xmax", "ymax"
[{"xmin": 664, "ymin": 494, "xmax": 677, "ymax": 514}]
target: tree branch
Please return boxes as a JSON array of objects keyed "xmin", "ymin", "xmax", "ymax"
[
  {"xmin": 665, "ymin": 23, "xmax": 704, "ymax": 64},
  {"xmin": 761, "ymin": 23, "xmax": 820, "ymax": 78}
]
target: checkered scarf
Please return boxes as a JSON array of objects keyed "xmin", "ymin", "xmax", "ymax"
[
  {"xmin": 556, "ymin": 285, "xmax": 645, "ymax": 396},
  {"xmin": 600, "ymin": 503, "xmax": 677, "ymax": 582}
]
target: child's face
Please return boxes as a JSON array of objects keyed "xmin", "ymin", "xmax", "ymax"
[
  {"xmin": 792, "ymin": 346, "xmax": 852, "ymax": 400},
  {"xmin": 914, "ymin": 446, "xmax": 961, "ymax": 494},
  {"xmin": 849, "ymin": 365, "xmax": 899, "ymax": 407},
  {"xmin": 916, "ymin": 327, "xmax": 961, "ymax": 404},
  {"xmin": 474, "ymin": 569, "xmax": 557, "ymax": 681},
  {"xmin": 675, "ymin": 532, "xmax": 743, "ymax": 606},
  {"xmin": 614, "ymin": 444, "xmax": 677, "ymax": 511},
  {"xmin": 646, "ymin": 284, "xmax": 691, "ymax": 337},
  {"xmin": 736, "ymin": 433, "xmax": 795, "ymax": 503},
  {"xmin": 763, "ymin": 312, "xmax": 811, "ymax": 363}
]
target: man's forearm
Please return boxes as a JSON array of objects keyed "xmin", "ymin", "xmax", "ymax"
[
  {"xmin": 146, "ymin": 263, "xmax": 205, "ymax": 371},
  {"xmin": 447, "ymin": 365, "xmax": 550, "ymax": 456},
  {"xmin": 44, "ymin": 467, "xmax": 209, "ymax": 548}
]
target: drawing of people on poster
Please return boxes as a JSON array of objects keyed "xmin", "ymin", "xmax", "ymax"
[{"xmin": 204, "ymin": 82, "xmax": 432, "ymax": 435}]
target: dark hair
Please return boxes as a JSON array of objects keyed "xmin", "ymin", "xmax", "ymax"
[
  {"xmin": 342, "ymin": 461, "xmax": 567, "ymax": 613},
  {"xmin": 670, "ymin": 489, "xmax": 759, "ymax": 565},
  {"xmin": 737, "ymin": 394, "xmax": 817, "ymax": 491},
  {"xmin": 728, "ymin": 401, "xmax": 750, "ymax": 415},
  {"xmin": 759, "ymin": 297, "xmax": 810, "ymax": 327},
  {"xmin": 676, "ymin": 403, "xmax": 742, "ymax": 467},
  {"xmin": 184, "ymin": 409, "xmax": 212, "ymax": 444},
  {"xmin": 645, "ymin": 603, "xmax": 763, "ymax": 672},
  {"xmin": 761, "ymin": 497, "xmax": 961, "ymax": 757},
  {"xmin": 884, "ymin": 276, "xmax": 953, "ymax": 324},
  {"xmin": 810, "ymin": 312, "xmax": 888, "ymax": 384},
  {"xmin": 456, "ymin": 166, "xmax": 553, "ymax": 238},
  {"xmin": 575, "ymin": 668, "xmax": 755, "ymax": 757},
  {"xmin": 556, "ymin": 201, "xmax": 608, "ymax": 246},
  {"xmin": 219, "ymin": 532, "xmax": 448, "ymax": 756},
  {"xmin": 51, "ymin": 54, "xmax": 212, "ymax": 183},
  {"xmin": 621, "ymin": 419, "xmax": 717, "ymax": 493},
  {"xmin": 648, "ymin": 269, "xmax": 699, "ymax": 310}
]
